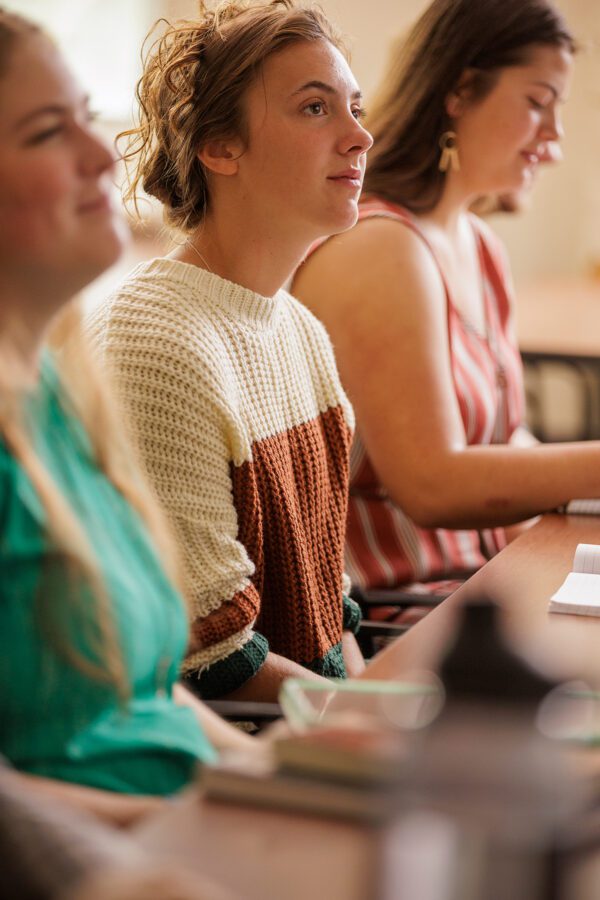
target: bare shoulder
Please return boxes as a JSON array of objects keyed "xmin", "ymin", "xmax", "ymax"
[{"xmin": 293, "ymin": 215, "xmax": 445, "ymax": 324}]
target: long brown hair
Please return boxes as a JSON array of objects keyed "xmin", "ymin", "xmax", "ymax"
[
  {"xmin": 363, "ymin": 0, "xmax": 575, "ymax": 214},
  {"xmin": 120, "ymin": 0, "xmax": 344, "ymax": 232},
  {"xmin": 0, "ymin": 11, "xmax": 182, "ymax": 698}
]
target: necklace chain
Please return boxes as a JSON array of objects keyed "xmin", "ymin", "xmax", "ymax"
[{"xmin": 186, "ymin": 240, "xmax": 213, "ymax": 273}]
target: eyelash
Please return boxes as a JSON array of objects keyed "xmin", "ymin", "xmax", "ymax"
[
  {"xmin": 26, "ymin": 110, "xmax": 100, "ymax": 146},
  {"xmin": 528, "ymin": 98, "xmax": 545, "ymax": 111},
  {"xmin": 26, "ymin": 125, "xmax": 64, "ymax": 146},
  {"xmin": 301, "ymin": 101, "xmax": 367, "ymax": 120},
  {"xmin": 303, "ymin": 100, "xmax": 326, "ymax": 116}
]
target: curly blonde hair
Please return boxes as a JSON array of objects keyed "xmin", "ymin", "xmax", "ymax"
[{"xmin": 120, "ymin": 0, "xmax": 344, "ymax": 232}]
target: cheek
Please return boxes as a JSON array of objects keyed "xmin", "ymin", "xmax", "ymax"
[
  {"xmin": 248, "ymin": 126, "xmax": 319, "ymax": 187},
  {"xmin": 0, "ymin": 165, "xmax": 74, "ymax": 246},
  {"xmin": 490, "ymin": 99, "xmax": 540, "ymax": 146}
]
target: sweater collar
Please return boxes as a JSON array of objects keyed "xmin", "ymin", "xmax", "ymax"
[{"xmin": 134, "ymin": 257, "xmax": 283, "ymax": 329}]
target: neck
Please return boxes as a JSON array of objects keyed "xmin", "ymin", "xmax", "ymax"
[
  {"xmin": 172, "ymin": 206, "xmax": 315, "ymax": 298},
  {"xmin": 419, "ymin": 173, "xmax": 480, "ymax": 235},
  {"xmin": 0, "ymin": 280, "xmax": 64, "ymax": 385}
]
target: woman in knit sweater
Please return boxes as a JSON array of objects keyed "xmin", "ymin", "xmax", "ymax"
[{"xmin": 88, "ymin": 1, "xmax": 373, "ymax": 701}]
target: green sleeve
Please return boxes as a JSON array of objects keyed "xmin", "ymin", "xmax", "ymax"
[
  {"xmin": 188, "ymin": 632, "xmax": 269, "ymax": 699},
  {"xmin": 342, "ymin": 594, "xmax": 362, "ymax": 635}
]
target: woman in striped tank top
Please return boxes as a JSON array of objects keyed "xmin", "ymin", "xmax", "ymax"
[{"xmin": 293, "ymin": 0, "xmax": 600, "ymax": 597}]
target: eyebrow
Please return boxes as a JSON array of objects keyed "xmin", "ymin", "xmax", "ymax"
[
  {"xmin": 15, "ymin": 94, "xmax": 90, "ymax": 130},
  {"xmin": 291, "ymin": 80, "xmax": 362, "ymax": 100},
  {"xmin": 530, "ymin": 81, "xmax": 559, "ymax": 99}
]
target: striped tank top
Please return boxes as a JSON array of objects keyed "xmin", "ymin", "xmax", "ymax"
[{"xmin": 345, "ymin": 198, "xmax": 525, "ymax": 589}]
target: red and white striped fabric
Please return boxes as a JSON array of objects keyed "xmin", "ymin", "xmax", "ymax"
[{"xmin": 345, "ymin": 198, "xmax": 525, "ymax": 590}]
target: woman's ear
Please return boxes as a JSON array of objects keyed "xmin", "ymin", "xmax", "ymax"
[
  {"xmin": 445, "ymin": 68, "xmax": 477, "ymax": 118},
  {"xmin": 197, "ymin": 139, "xmax": 244, "ymax": 176}
]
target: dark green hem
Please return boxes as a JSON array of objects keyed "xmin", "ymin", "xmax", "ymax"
[
  {"xmin": 342, "ymin": 594, "xmax": 362, "ymax": 635},
  {"xmin": 190, "ymin": 632, "xmax": 269, "ymax": 699}
]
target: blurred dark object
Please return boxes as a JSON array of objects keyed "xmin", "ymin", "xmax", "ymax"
[
  {"xmin": 379, "ymin": 598, "xmax": 588, "ymax": 900},
  {"xmin": 0, "ymin": 760, "xmax": 143, "ymax": 900},
  {"xmin": 523, "ymin": 352, "xmax": 600, "ymax": 443},
  {"xmin": 351, "ymin": 582, "xmax": 452, "ymax": 656},
  {"xmin": 439, "ymin": 599, "xmax": 555, "ymax": 703}
]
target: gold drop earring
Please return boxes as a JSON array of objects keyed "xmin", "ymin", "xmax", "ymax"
[{"xmin": 438, "ymin": 131, "xmax": 460, "ymax": 173}]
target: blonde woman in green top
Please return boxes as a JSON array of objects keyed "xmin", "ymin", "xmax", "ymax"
[{"xmin": 0, "ymin": 9, "xmax": 255, "ymax": 828}]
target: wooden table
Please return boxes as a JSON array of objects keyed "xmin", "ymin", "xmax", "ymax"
[
  {"xmin": 137, "ymin": 515, "xmax": 600, "ymax": 899},
  {"xmin": 137, "ymin": 790, "xmax": 381, "ymax": 900},
  {"xmin": 364, "ymin": 513, "xmax": 600, "ymax": 685}
]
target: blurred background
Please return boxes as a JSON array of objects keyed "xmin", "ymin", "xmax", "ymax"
[{"xmin": 10, "ymin": 0, "xmax": 600, "ymax": 439}]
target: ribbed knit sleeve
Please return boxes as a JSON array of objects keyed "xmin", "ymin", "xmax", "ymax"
[{"xmin": 87, "ymin": 281, "xmax": 265, "ymax": 682}]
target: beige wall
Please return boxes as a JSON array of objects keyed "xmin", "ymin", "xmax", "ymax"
[
  {"xmin": 169, "ymin": 0, "xmax": 600, "ymax": 288},
  {"xmin": 166, "ymin": 0, "xmax": 429, "ymax": 98}
]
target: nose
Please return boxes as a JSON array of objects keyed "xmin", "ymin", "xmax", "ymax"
[
  {"xmin": 540, "ymin": 106, "xmax": 563, "ymax": 144},
  {"xmin": 340, "ymin": 112, "xmax": 373, "ymax": 157},
  {"xmin": 78, "ymin": 123, "xmax": 116, "ymax": 178}
]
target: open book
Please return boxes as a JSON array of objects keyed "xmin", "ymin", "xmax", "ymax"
[{"xmin": 549, "ymin": 544, "xmax": 600, "ymax": 616}]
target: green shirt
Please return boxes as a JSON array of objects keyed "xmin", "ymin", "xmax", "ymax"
[{"xmin": 0, "ymin": 355, "xmax": 215, "ymax": 795}]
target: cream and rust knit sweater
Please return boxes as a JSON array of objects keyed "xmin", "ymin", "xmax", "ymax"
[{"xmin": 86, "ymin": 258, "xmax": 360, "ymax": 698}]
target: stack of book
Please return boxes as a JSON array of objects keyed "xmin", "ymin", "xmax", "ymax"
[{"xmin": 199, "ymin": 726, "xmax": 409, "ymax": 823}]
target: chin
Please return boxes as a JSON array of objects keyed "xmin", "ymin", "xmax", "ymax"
[
  {"xmin": 322, "ymin": 205, "xmax": 360, "ymax": 237},
  {"xmin": 92, "ymin": 223, "xmax": 127, "ymax": 268},
  {"xmin": 515, "ymin": 163, "xmax": 538, "ymax": 189},
  {"xmin": 77, "ymin": 241, "xmax": 124, "ymax": 291}
]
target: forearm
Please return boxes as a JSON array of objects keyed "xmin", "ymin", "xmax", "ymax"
[
  {"xmin": 13, "ymin": 772, "xmax": 164, "ymax": 828},
  {"xmin": 189, "ymin": 593, "xmax": 358, "ymax": 701},
  {"xmin": 222, "ymin": 652, "xmax": 328, "ymax": 703},
  {"xmin": 173, "ymin": 683, "xmax": 256, "ymax": 752},
  {"xmin": 342, "ymin": 631, "xmax": 366, "ymax": 677},
  {"xmin": 393, "ymin": 441, "xmax": 600, "ymax": 529}
]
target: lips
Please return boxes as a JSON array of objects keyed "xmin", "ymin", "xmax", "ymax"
[
  {"xmin": 328, "ymin": 168, "xmax": 362, "ymax": 186},
  {"xmin": 77, "ymin": 193, "xmax": 111, "ymax": 214},
  {"xmin": 521, "ymin": 151, "xmax": 539, "ymax": 166}
]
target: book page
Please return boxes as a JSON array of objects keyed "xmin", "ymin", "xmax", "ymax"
[
  {"xmin": 550, "ymin": 572, "xmax": 600, "ymax": 613},
  {"xmin": 573, "ymin": 544, "xmax": 600, "ymax": 575},
  {"xmin": 567, "ymin": 499, "xmax": 600, "ymax": 516}
]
